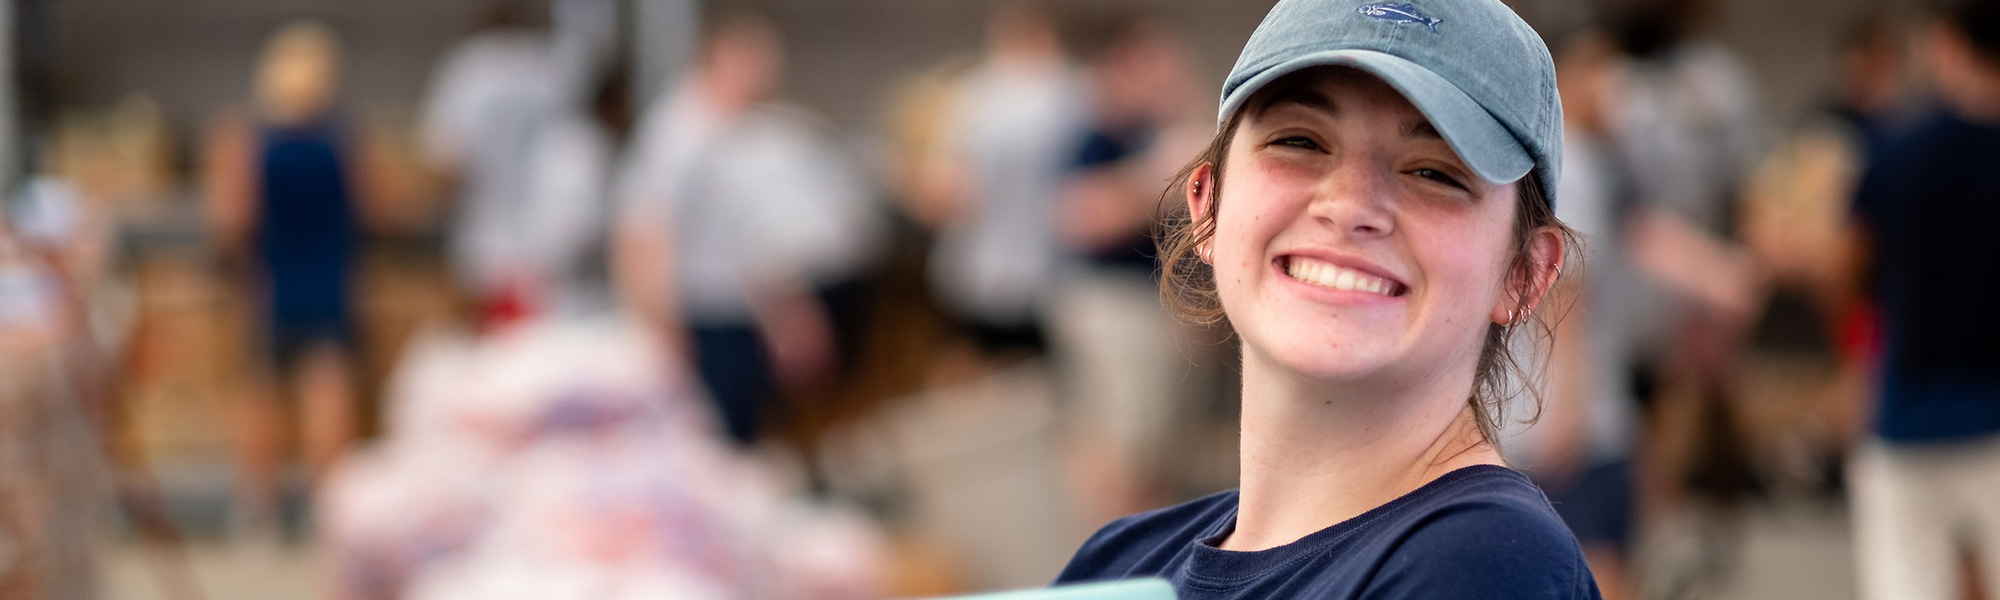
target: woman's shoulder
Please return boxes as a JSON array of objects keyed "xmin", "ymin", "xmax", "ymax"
[
  {"xmin": 1362, "ymin": 465, "xmax": 1601, "ymax": 598},
  {"xmin": 1053, "ymin": 489, "xmax": 1240, "ymax": 584}
]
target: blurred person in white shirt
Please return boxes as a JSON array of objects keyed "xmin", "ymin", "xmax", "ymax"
[
  {"xmin": 614, "ymin": 12, "xmax": 882, "ymax": 446},
  {"xmin": 418, "ymin": 5, "xmax": 564, "ymax": 326}
]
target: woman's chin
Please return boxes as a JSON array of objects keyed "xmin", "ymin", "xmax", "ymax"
[{"xmin": 1250, "ymin": 338, "xmax": 1392, "ymax": 384}]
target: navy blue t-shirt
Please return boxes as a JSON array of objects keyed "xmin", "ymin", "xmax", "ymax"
[
  {"xmin": 1851, "ymin": 111, "xmax": 2000, "ymax": 443},
  {"xmin": 1054, "ymin": 465, "xmax": 1601, "ymax": 599}
]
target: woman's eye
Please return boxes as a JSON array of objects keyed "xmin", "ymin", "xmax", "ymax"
[
  {"xmin": 1275, "ymin": 136, "xmax": 1322, "ymax": 151},
  {"xmin": 1412, "ymin": 168, "xmax": 1466, "ymax": 190}
]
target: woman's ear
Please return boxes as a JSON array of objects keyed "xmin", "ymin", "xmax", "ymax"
[
  {"xmin": 1523, "ymin": 227, "xmax": 1566, "ymax": 313},
  {"xmin": 1187, "ymin": 163, "xmax": 1219, "ymax": 261},
  {"xmin": 1187, "ymin": 162, "xmax": 1216, "ymax": 224},
  {"xmin": 1489, "ymin": 226, "xmax": 1566, "ymax": 325}
]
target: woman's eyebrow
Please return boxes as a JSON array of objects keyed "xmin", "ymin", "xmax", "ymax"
[
  {"xmin": 1402, "ymin": 120, "xmax": 1443, "ymax": 140},
  {"xmin": 1260, "ymin": 87, "xmax": 1337, "ymax": 115}
]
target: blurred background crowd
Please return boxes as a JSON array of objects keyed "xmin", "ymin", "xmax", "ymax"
[{"xmin": 0, "ymin": 0, "xmax": 1995, "ymax": 598}]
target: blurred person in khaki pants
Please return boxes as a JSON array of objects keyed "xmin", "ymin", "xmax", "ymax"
[
  {"xmin": 206, "ymin": 21, "xmax": 385, "ymax": 544},
  {"xmin": 1047, "ymin": 15, "xmax": 1207, "ymax": 523},
  {"xmin": 1844, "ymin": 1, "xmax": 2000, "ymax": 597}
]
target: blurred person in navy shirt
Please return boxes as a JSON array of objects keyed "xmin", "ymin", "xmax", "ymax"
[{"xmin": 1845, "ymin": 1, "xmax": 2000, "ymax": 598}]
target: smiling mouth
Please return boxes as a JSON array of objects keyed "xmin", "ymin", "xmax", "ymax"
[{"xmin": 1281, "ymin": 256, "xmax": 1407, "ymax": 297}]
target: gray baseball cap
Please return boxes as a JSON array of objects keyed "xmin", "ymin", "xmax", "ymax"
[{"xmin": 1219, "ymin": 0, "xmax": 1562, "ymax": 208}]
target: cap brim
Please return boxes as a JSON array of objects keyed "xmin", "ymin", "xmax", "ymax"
[{"xmin": 1218, "ymin": 49, "xmax": 1534, "ymax": 186}]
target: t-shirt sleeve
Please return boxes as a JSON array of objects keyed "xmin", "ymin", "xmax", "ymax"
[{"xmin": 1362, "ymin": 503, "xmax": 1602, "ymax": 600}]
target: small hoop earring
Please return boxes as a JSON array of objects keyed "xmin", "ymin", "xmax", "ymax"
[
  {"xmin": 1505, "ymin": 308, "xmax": 1518, "ymax": 325},
  {"xmin": 1200, "ymin": 246, "xmax": 1214, "ymax": 264}
]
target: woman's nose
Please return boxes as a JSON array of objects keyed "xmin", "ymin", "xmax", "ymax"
[{"xmin": 1311, "ymin": 160, "xmax": 1396, "ymax": 237}]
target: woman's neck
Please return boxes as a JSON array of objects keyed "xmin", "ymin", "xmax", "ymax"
[{"xmin": 1221, "ymin": 346, "xmax": 1504, "ymax": 552}]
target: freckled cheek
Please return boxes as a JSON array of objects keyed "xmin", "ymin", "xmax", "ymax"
[
  {"xmin": 1414, "ymin": 233, "xmax": 1510, "ymax": 316},
  {"xmin": 1216, "ymin": 222, "xmax": 1283, "ymax": 287},
  {"xmin": 1392, "ymin": 219, "xmax": 1452, "ymax": 276},
  {"xmin": 1210, "ymin": 220, "xmax": 1273, "ymax": 309}
]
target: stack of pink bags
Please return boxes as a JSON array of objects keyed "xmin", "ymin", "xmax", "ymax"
[{"xmin": 319, "ymin": 317, "xmax": 887, "ymax": 600}]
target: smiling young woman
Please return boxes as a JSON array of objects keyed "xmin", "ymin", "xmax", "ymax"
[{"xmin": 1052, "ymin": 0, "xmax": 1598, "ymax": 597}]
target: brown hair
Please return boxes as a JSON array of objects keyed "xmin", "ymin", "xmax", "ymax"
[{"xmin": 1154, "ymin": 103, "xmax": 1579, "ymax": 445}]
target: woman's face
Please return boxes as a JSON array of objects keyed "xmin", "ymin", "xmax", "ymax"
[{"xmin": 1197, "ymin": 68, "xmax": 1524, "ymax": 391}]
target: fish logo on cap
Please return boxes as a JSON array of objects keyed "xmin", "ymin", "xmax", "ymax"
[{"xmin": 1358, "ymin": 2, "xmax": 1442, "ymax": 34}]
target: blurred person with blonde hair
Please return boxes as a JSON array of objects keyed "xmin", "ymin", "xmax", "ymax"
[
  {"xmin": 207, "ymin": 20, "xmax": 378, "ymax": 544},
  {"xmin": 1844, "ymin": 1, "xmax": 2000, "ymax": 597}
]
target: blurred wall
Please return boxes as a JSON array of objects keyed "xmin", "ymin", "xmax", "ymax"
[
  {"xmin": 710, "ymin": 0, "xmax": 1277, "ymax": 131},
  {"xmin": 47, "ymin": 0, "xmax": 1927, "ymax": 158},
  {"xmin": 50, "ymin": 0, "xmax": 546, "ymax": 133}
]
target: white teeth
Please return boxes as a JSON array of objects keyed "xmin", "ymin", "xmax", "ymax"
[{"xmin": 1285, "ymin": 257, "xmax": 1399, "ymax": 297}]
